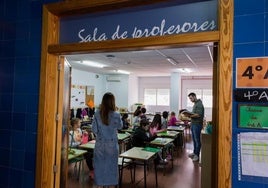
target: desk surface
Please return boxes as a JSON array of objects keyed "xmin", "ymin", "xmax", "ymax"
[
  {"xmin": 79, "ymin": 140, "xmax": 95, "ymax": 150},
  {"xmin": 120, "ymin": 147, "xmax": 158, "ymax": 160},
  {"xmin": 79, "ymin": 132, "xmax": 130, "ymax": 149},
  {"xmin": 120, "ymin": 128, "xmax": 134, "ymax": 134},
  {"xmin": 68, "ymin": 148, "xmax": 87, "ymax": 160},
  {"xmin": 117, "ymin": 133, "xmax": 131, "ymax": 141},
  {"xmin": 149, "ymin": 137, "xmax": 174, "ymax": 147},
  {"xmin": 157, "ymin": 131, "xmax": 180, "ymax": 138},
  {"xmin": 167, "ymin": 126, "xmax": 185, "ymax": 132}
]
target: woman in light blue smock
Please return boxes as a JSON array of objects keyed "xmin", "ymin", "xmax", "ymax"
[{"xmin": 92, "ymin": 92, "xmax": 123, "ymax": 187}]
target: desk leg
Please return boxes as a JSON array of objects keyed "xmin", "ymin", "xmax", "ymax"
[
  {"xmin": 144, "ymin": 161, "xmax": 147, "ymax": 188},
  {"xmin": 179, "ymin": 131, "xmax": 185, "ymax": 149},
  {"xmin": 119, "ymin": 158, "xmax": 124, "ymax": 188},
  {"xmin": 82, "ymin": 159, "xmax": 84, "ymax": 188},
  {"xmin": 79, "ymin": 158, "xmax": 85, "ymax": 188},
  {"xmin": 171, "ymin": 145, "xmax": 174, "ymax": 169},
  {"xmin": 119, "ymin": 141, "xmax": 122, "ymax": 154},
  {"xmin": 183, "ymin": 131, "xmax": 185, "ymax": 148},
  {"xmin": 154, "ymin": 159, "xmax": 158, "ymax": 187}
]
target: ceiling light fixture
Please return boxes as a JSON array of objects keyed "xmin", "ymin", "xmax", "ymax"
[
  {"xmin": 177, "ymin": 68, "xmax": 192, "ymax": 73},
  {"xmin": 166, "ymin": 57, "xmax": 178, "ymax": 65},
  {"xmin": 155, "ymin": 49, "xmax": 179, "ymax": 66},
  {"xmin": 82, "ymin": 60, "xmax": 105, "ymax": 68},
  {"xmin": 181, "ymin": 49, "xmax": 198, "ymax": 68},
  {"xmin": 116, "ymin": 69, "xmax": 130, "ymax": 74},
  {"xmin": 207, "ymin": 45, "xmax": 214, "ymax": 63}
]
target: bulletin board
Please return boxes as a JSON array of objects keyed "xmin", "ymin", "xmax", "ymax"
[{"xmin": 71, "ymin": 85, "xmax": 94, "ymax": 109}]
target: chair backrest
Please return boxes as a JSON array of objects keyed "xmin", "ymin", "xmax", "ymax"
[{"xmin": 124, "ymin": 136, "xmax": 133, "ymax": 151}]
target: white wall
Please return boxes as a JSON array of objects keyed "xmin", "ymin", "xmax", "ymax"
[
  {"xmin": 170, "ymin": 73, "xmax": 181, "ymax": 113},
  {"xmin": 128, "ymin": 75, "xmax": 139, "ymax": 111},
  {"xmin": 106, "ymin": 74, "xmax": 129, "ymax": 109}
]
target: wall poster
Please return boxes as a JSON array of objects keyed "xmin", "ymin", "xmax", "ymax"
[
  {"xmin": 71, "ymin": 85, "xmax": 94, "ymax": 109},
  {"xmin": 237, "ymin": 132, "xmax": 268, "ymax": 184}
]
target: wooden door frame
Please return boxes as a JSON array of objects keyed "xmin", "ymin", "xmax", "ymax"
[{"xmin": 36, "ymin": 1, "xmax": 233, "ymax": 188}]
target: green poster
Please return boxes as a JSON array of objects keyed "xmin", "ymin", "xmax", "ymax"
[{"xmin": 239, "ymin": 104, "xmax": 268, "ymax": 129}]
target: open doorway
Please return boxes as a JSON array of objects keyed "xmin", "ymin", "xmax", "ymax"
[{"xmin": 63, "ymin": 43, "xmax": 216, "ymax": 187}]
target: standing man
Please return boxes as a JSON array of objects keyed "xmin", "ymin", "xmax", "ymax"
[{"xmin": 187, "ymin": 92, "xmax": 204, "ymax": 162}]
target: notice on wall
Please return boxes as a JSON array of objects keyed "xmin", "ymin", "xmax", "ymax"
[
  {"xmin": 71, "ymin": 85, "xmax": 86, "ymax": 108},
  {"xmin": 238, "ymin": 104, "xmax": 268, "ymax": 129},
  {"xmin": 238, "ymin": 132, "xmax": 268, "ymax": 178},
  {"xmin": 236, "ymin": 57, "xmax": 268, "ymax": 88}
]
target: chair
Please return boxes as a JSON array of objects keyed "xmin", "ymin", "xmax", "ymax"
[
  {"xmin": 156, "ymin": 143, "xmax": 174, "ymax": 176},
  {"xmin": 122, "ymin": 135, "xmax": 133, "ymax": 152},
  {"xmin": 118, "ymin": 157, "xmax": 133, "ymax": 187}
]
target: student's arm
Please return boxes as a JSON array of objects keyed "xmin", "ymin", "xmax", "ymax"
[{"xmin": 147, "ymin": 134, "xmax": 157, "ymax": 142}]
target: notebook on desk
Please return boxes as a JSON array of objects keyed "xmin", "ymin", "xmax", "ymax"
[{"xmin": 142, "ymin": 147, "xmax": 160, "ymax": 153}]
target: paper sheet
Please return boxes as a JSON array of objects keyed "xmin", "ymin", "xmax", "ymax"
[{"xmin": 240, "ymin": 132, "xmax": 268, "ymax": 177}]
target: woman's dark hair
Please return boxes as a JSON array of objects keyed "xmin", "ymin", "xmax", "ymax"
[
  {"xmin": 162, "ymin": 111, "xmax": 169, "ymax": 119},
  {"xmin": 141, "ymin": 107, "xmax": 146, "ymax": 114},
  {"xmin": 140, "ymin": 118, "xmax": 149, "ymax": 127},
  {"xmin": 100, "ymin": 92, "xmax": 116, "ymax": 125},
  {"xmin": 134, "ymin": 106, "xmax": 141, "ymax": 116},
  {"xmin": 134, "ymin": 110, "xmax": 142, "ymax": 116},
  {"xmin": 150, "ymin": 114, "xmax": 161, "ymax": 128},
  {"xmin": 122, "ymin": 113, "xmax": 128, "ymax": 119}
]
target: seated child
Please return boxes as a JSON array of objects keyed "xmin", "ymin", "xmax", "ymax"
[
  {"xmin": 132, "ymin": 119, "xmax": 167, "ymax": 164},
  {"xmin": 121, "ymin": 113, "xmax": 130, "ymax": 129},
  {"xmin": 168, "ymin": 111, "xmax": 178, "ymax": 126},
  {"xmin": 150, "ymin": 113, "xmax": 173, "ymax": 160},
  {"xmin": 140, "ymin": 107, "xmax": 147, "ymax": 120},
  {"xmin": 69, "ymin": 118, "xmax": 94, "ymax": 178},
  {"xmin": 132, "ymin": 118, "xmax": 156, "ymax": 147},
  {"xmin": 161, "ymin": 111, "xmax": 169, "ymax": 129},
  {"xmin": 132, "ymin": 110, "xmax": 142, "ymax": 128},
  {"xmin": 149, "ymin": 114, "xmax": 167, "ymax": 136}
]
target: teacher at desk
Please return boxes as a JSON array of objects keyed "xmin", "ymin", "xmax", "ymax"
[
  {"xmin": 185, "ymin": 92, "xmax": 204, "ymax": 162},
  {"xmin": 92, "ymin": 92, "xmax": 123, "ymax": 188}
]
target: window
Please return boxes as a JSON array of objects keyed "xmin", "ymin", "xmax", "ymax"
[
  {"xmin": 144, "ymin": 89, "xmax": 170, "ymax": 106},
  {"xmin": 186, "ymin": 89, "xmax": 212, "ymax": 108}
]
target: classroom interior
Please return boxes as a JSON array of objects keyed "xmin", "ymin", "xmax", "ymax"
[{"xmin": 65, "ymin": 44, "xmax": 214, "ymax": 188}]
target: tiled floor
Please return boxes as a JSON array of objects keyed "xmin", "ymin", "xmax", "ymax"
[{"xmin": 67, "ymin": 134, "xmax": 201, "ymax": 188}]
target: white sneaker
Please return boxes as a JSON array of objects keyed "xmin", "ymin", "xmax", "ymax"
[
  {"xmin": 159, "ymin": 159, "xmax": 168, "ymax": 165},
  {"xmin": 192, "ymin": 155, "xmax": 199, "ymax": 162},
  {"xmin": 188, "ymin": 153, "xmax": 195, "ymax": 158}
]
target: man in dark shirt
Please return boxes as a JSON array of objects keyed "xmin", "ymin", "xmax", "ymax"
[{"xmin": 186, "ymin": 92, "xmax": 204, "ymax": 162}]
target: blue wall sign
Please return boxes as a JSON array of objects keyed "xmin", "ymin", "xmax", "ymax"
[{"xmin": 60, "ymin": 0, "xmax": 217, "ymax": 44}]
